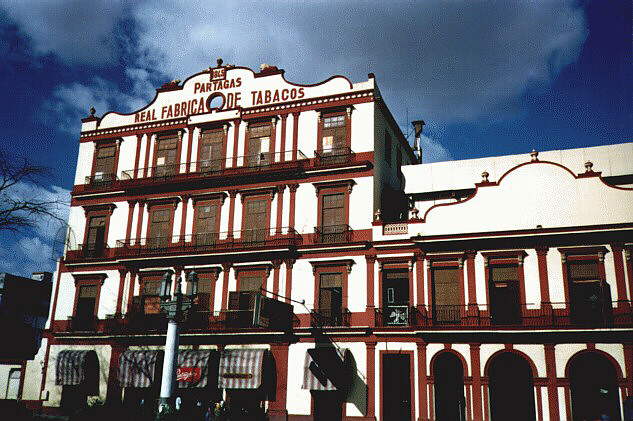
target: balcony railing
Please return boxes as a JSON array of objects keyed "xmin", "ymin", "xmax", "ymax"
[
  {"xmin": 314, "ymin": 224, "xmax": 352, "ymax": 244},
  {"xmin": 119, "ymin": 150, "xmax": 308, "ymax": 183},
  {"xmin": 375, "ymin": 306, "xmax": 418, "ymax": 327},
  {"xmin": 85, "ymin": 173, "xmax": 117, "ymax": 189},
  {"xmin": 310, "ymin": 308, "xmax": 351, "ymax": 327},
  {"xmin": 115, "ymin": 228, "xmax": 302, "ymax": 257},
  {"xmin": 65, "ymin": 243, "xmax": 111, "ymax": 261},
  {"xmin": 314, "ymin": 147, "xmax": 355, "ymax": 166}
]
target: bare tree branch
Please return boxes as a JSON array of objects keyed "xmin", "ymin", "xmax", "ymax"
[{"xmin": 0, "ymin": 150, "xmax": 68, "ymax": 234}]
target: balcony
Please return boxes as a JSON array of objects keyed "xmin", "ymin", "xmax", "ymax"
[
  {"xmin": 118, "ymin": 151, "xmax": 308, "ymax": 186},
  {"xmin": 314, "ymin": 147, "xmax": 355, "ymax": 166},
  {"xmin": 85, "ymin": 173, "xmax": 117, "ymax": 189},
  {"xmin": 314, "ymin": 224, "xmax": 352, "ymax": 244},
  {"xmin": 375, "ymin": 306, "xmax": 418, "ymax": 327},
  {"xmin": 65, "ymin": 243, "xmax": 111, "ymax": 261},
  {"xmin": 115, "ymin": 228, "xmax": 302, "ymax": 258},
  {"xmin": 310, "ymin": 308, "xmax": 351, "ymax": 328}
]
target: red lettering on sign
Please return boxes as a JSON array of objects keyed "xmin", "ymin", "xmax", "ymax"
[{"xmin": 176, "ymin": 367, "xmax": 202, "ymax": 382}]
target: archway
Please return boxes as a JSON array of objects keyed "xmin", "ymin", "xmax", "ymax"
[
  {"xmin": 569, "ymin": 351, "xmax": 621, "ymax": 421},
  {"xmin": 433, "ymin": 352, "xmax": 465, "ymax": 421},
  {"xmin": 487, "ymin": 352, "xmax": 535, "ymax": 421}
]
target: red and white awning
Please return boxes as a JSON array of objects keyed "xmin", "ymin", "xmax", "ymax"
[
  {"xmin": 177, "ymin": 350, "xmax": 218, "ymax": 389},
  {"xmin": 118, "ymin": 350, "xmax": 162, "ymax": 388},
  {"xmin": 218, "ymin": 348, "xmax": 266, "ymax": 389},
  {"xmin": 302, "ymin": 347, "xmax": 349, "ymax": 391},
  {"xmin": 55, "ymin": 350, "xmax": 98, "ymax": 386}
]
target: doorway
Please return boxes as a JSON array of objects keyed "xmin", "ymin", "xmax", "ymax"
[
  {"xmin": 487, "ymin": 352, "xmax": 535, "ymax": 421},
  {"xmin": 569, "ymin": 352, "xmax": 621, "ymax": 420},
  {"xmin": 433, "ymin": 352, "xmax": 465, "ymax": 421},
  {"xmin": 382, "ymin": 353, "xmax": 412, "ymax": 421}
]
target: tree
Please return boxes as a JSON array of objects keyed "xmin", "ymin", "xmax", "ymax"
[{"xmin": 0, "ymin": 150, "xmax": 67, "ymax": 233}]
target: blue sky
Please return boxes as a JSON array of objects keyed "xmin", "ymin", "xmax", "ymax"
[{"xmin": 0, "ymin": 0, "xmax": 631, "ymax": 275}]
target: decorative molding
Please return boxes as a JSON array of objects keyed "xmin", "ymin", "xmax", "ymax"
[
  {"xmin": 82, "ymin": 203, "xmax": 117, "ymax": 215},
  {"xmin": 309, "ymin": 259, "xmax": 355, "ymax": 274},
  {"xmin": 313, "ymin": 179, "xmax": 356, "ymax": 195}
]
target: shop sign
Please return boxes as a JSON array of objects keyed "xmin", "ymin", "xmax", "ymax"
[{"xmin": 176, "ymin": 367, "xmax": 201, "ymax": 382}]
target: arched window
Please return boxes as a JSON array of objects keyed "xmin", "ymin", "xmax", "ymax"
[{"xmin": 569, "ymin": 352, "xmax": 621, "ymax": 421}]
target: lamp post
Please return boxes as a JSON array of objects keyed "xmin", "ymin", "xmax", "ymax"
[{"xmin": 156, "ymin": 269, "xmax": 198, "ymax": 420}]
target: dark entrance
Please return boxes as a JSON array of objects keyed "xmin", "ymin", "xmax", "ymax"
[
  {"xmin": 382, "ymin": 269, "xmax": 410, "ymax": 326},
  {"xmin": 488, "ymin": 352, "xmax": 535, "ymax": 421},
  {"xmin": 433, "ymin": 352, "xmax": 465, "ymax": 421},
  {"xmin": 569, "ymin": 352, "xmax": 621, "ymax": 421},
  {"xmin": 382, "ymin": 353, "xmax": 412, "ymax": 421},
  {"xmin": 313, "ymin": 391, "xmax": 343, "ymax": 421}
]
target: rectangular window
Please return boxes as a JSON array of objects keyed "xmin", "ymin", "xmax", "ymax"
[
  {"xmin": 247, "ymin": 124, "xmax": 271, "ymax": 167},
  {"xmin": 489, "ymin": 264, "xmax": 521, "ymax": 324},
  {"xmin": 432, "ymin": 267, "xmax": 460, "ymax": 323},
  {"xmin": 93, "ymin": 144, "xmax": 116, "ymax": 182},
  {"xmin": 319, "ymin": 273, "xmax": 343, "ymax": 326},
  {"xmin": 148, "ymin": 208, "xmax": 172, "ymax": 248},
  {"xmin": 382, "ymin": 269, "xmax": 410, "ymax": 326},
  {"xmin": 567, "ymin": 260, "xmax": 612, "ymax": 324},
  {"xmin": 85, "ymin": 216, "xmax": 106, "ymax": 257},
  {"xmin": 199, "ymin": 129, "xmax": 224, "ymax": 172},
  {"xmin": 242, "ymin": 198, "xmax": 268, "ymax": 243},
  {"xmin": 227, "ymin": 273, "xmax": 264, "ymax": 327},
  {"xmin": 194, "ymin": 202, "xmax": 219, "ymax": 245},
  {"xmin": 384, "ymin": 131, "xmax": 392, "ymax": 165},
  {"xmin": 320, "ymin": 193, "xmax": 346, "ymax": 242},
  {"xmin": 142, "ymin": 279, "xmax": 162, "ymax": 314},
  {"xmin": 322, "ymin": 115, "xmax": 346, "ymax": 154},
  {"xmin": 155, "ymin": 135, "xmax": 178, "ymax": 176},
  {"xmin": 74, "ymin": 284, "xmax": 98, "ymax": 330}
]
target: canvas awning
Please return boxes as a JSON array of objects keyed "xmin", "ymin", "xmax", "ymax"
[
  {"xmin": 118, "ymin": 350, "xmax": 162, "ymax": 388},
  {"xmin": 177, "ymin": 349, "xmax": 218, "ymax": 389},
  {"xmin": 55, "ymin": 350, "xmax": 98, "ymax": 386},
  {"xmin": 302, "ymin": 347, "xmax": 349, "ymax": 391},
  {"xmin": 218, "ymin": 349, "xmax": 266, "ymax": 389}
]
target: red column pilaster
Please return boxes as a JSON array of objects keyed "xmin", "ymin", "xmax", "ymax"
[
  {"xmin": 272, "ymin": 260, "xmax": 281, "ymax": 297},
  {"xmin": 180, "ymin": 195, "xmax": 190, "ymax": 241},
  {"xmin": 275, "ymin": 185, "xmax": 285, "ymax": 235},
  {"xmin": 279, "ymin": 114, "xmax": 287, "ymax": 161},
  {"xmin": 115, "ymin": 268, "xmax": 127, "ymax": 315},
  {"xmin": 185, "ymin": 126, "xmax": 195, "ymax": 173},
  {"xmin": 126, "ymin": 270, "xmax": 137, "ymax": 316},
  {"xmin": 470, "ymin": 343, "xmax": 483, "ymax": 421},
  {"xmin": 232, "ymin": 119, "xmax": 240, "ymax": 167},
  {"xmin": 536, "ymin": 247, "xmax": 552, "ymax": 308},
  {"xmin": 291, "ymin": 112, "xmax": 299, "ymax": 161},
  {"xmin": 221, "ymin": 263, "xmax": 232, "ymax": 311},
  {"xmin": 415, "ymin": 252, "xmax": 426, "ymax": 317},
  {"xmin": 125, "ymin": 200, "xmax": 136, "ymax": 243},
  {"xmin": 624, "ymin": 342, "xmax": 633, "ymax": 396},
  {"xmin": 133, "ymin": 133, "xmax": 142, "ymax": 178},
  {"xmin": 143, "ymin": 133, "xmax": 152, "ymax": 178},
  {"xmin": 227, "ymin": 190, "xmax": 238, "ymax": 238},
  {"xmin": 466, "ymin": 251, "xmax": 477, "ymax": 308},
  {"xmin": 417, "ymin": 342, "xmax": 429, "ymax": 421},
  {"xmin": 625, "ymin": 248, "xmax": 633, "ymax": 305},
  {"xmin": 284, "ymin": 259, "xmax": 294, "ymax": 304},
  {"xmin": 544, "ymin": 344, "xmax": 560, "ymax": 420},
  {"xmin": 288, "ymin": 184, "xmax": 298, "ymax": 231},
  {"xmin": 106, "ymin": 345, "xmax": 125, "ymax": 404},
  {"xmin": 458, "ymin": 256, "xmax": 466, "ymax": 313},
  {"xmin": 366, "ymin": 340, "xmax": 377, "ymax": 420},
  {"xmin": 366, "ymin": 254, "xmax": 376, "ymax": 316},
  {"xmin": 135, "ymin": 200, "xmax": 145, "ymax": 244},
  {"xmin": 268, "ymin": 343, "xmax": 289, "ymax": 421}
]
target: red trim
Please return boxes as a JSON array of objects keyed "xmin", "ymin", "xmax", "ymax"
[
  {"xmin": 380, "ymin": 350, "xmax": 414, "ymax": 421},
  {"xmin": 466, "ymin": 251, "xmax": 477, "ymax": 307},
  {"xmin": 469, "ymin": 343, "xmax": 483, "ymax": 420},
  {"xmin": 626, "ymin": 247, "xmax": 633, "ymax": 309},
  {"xmin": 415, "ymin": 254, "xmax": 426, "ymax": 315},
  {"xmin": 284, "ymin": 259, "xmax": 294, "ymax": 304},
  {"xmin": 133, "ymin": 134, "xmax": 142, "ymax": 178},
  {"xmin": 126, "ymin": 270, "xmax": 137, "ymax": 315},
  {"xmin": 288, "ymin": 184, "xmax": 298, "ymax": 231},
  {"xmin": 366, "ymin": 340, "xmax": 377, "ymax": 419},
  {"xmin": 536, "ymin": 247, "xmax": 551, "ymax": 305},
  {"xmin": 563, "ymin": 349, "xmax": 624, "ymax": 379},
  {"xmin": 115, "ymin": 268, "xmax": 127, "ymax": 314},
  {"xmin": 135, "ymin": 201, "xmax": 145, "ymax": 243},
  {"xmin": 623, "ymin": 343, "xmax": 633, "ymax": 396},
  {"xmin": 185, "ymin": 127, "xmax": 194, "ymax": 173},
  {"xmin": 544, "ymin": 344, "xmax": 559, "ymax": 420},
  {"xmin": 272, "ymin": 260, "xmax": 281, "ymax": 297},
  {"xmin": 231, "ymin": 120, "xmax": 240, "ymax": 167},
  {"xmin": 275, "ymin": 185, "xmax": 285, "ymax": 235},
  {"xmin": 291, "ymin": 112, "xmax": 299, "ymax": 161},
  {"xmin": 71, "ymin": 276, "xmax": 104, "ymax": 319},
  {"xmin": 227, "ymin": 190, "xmax": 237, "ymax": 238},
  {"xmin": 124, "ymin": 200, "xmax": 136, "ymax": 243},
  {"xmin": 105, "ymin": 345, "xmax": 124, "ymax": 403},
  {"xmin": 220, "ymin": 263, "xmax": 231, "ymax": 311},
  {"xmin": 483, "ymin": 349, "xmax": 539, "ymax": 379},
  {"xmin": 143, "ymin": 133, "xmax": 151, "ymax": 178},
  {"xmin": 366, "ymin": 254, "xmax": 376, "ymax": 312},
  {"xmin": 180, "ymin": 195, "xmax": 189, "ymax": 239},
  {"xmin": 268, "ymin": 343, "xmax": 289, "ymax": 417},
  {"xmin": 279, "ymin": 114, "xmax": 287, "ymax": 162},
  {"xmin": 417, "ymin": 342, "xmax": 429, "ymax": 421}
]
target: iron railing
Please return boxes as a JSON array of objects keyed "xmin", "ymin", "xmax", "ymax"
[
  {"xmin": 310, "ymin": 308, "xmax": 351, "ymax": 327},
  {"xmin": 84, "ymin": 173, "xmax": 117, "ymax": 188},
  {"xmin": 314, "ymin": 147, "xmax": 355, "ymax": 166},
  {"xmin": 375, "ymin": 306, "xmax": 418, "ymax": 327},
  {"xmin": 115, "ymin": 228, "xmax": 302, "ymax": 257},
  {"xmin": 314, "ymin": 224, "xmax": 352, "ymax": 244},
  {"xmin": 65, "ymin": 243, "xmax": 110, "ymax": 261}
]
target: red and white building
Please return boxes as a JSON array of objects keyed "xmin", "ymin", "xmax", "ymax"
[{"xmin": 18, "ymin": 62, "xmax": 633, "ymax": 420}]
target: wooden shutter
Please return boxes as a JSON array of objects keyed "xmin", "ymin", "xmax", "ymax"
[
  {"xmin": 319, "ymin": 273, "xmax": 342, "ymax": 314},
  {"xmin": 94, "ymin": 145, "xmax": 116, "ymax": 178},
  {"xmin": 322, "ymin": 193, "xmax": 344, "ymax": 229},
  {"xmin": 76, "ymin": 285, "xmax": 97, "ymax": 319},
  {"xmin": 432, "ymin": 267, "xmax": 459, "ymax": 322},
  {"xmin": 247, "ymin": 124, "xmax": 271, "ymax": 166},
  {"xmin": 195, "ymin": 203, "xmax": 218, "ymax": 244},
  {"xmin": 199, "ymin": 129, "xmax": 223, "ymax": 171},
  {"xmin": 149, "ymin": 208, "xmax": 172, "ymax": 247},
  {"xmin": 142, "ymin": 279, "xmax": 162, "ymax": 314},
  {"xmin": 322, "ymin": 115, "xmax": 346, "ymax": 151},
  {"xmin": 568, "ymin": 261, "xmax": 600, "ymax": 283},
  {"xmin": 156, "ymin": 135, "xmax": 178, "ymax": 175},
  {"xmin": 242, "ymin": 199, "xmax": 268, "ymax": 242},
  {"xmin": 240, "ymin": 275, "xmax": 262, "ymax": 292},
  {"xmin": 86, "ymin": 216, "xmax": 106, "ymax": 249}
]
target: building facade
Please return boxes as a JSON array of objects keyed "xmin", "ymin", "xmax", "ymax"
[{"xmin": 20, "ymin": 62, "xmax": 633, "ymax": 420}]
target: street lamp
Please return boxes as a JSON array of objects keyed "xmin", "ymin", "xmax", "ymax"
[{"xmin": 156, "ymin": 269, "xmax": 198, "ymax": 419}]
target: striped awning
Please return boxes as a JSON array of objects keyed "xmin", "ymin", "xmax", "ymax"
[
  {"xmin": 302, "ymin": 347, "xmax": 349, "ymax": 391},
  {"xmin": 218, "ymin": 349, "xmax": 266, "ymax": 389},
  {"xmin": 55, "ymin": 350, "xmax": 98, "ymax": 386},
  {"xmin": 118, "ymin": 350, "xmax": 162, "ymax": 388},
  {"xmin": 177, "ymin": 350, "xmax": 218, "ymax": 389}
]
